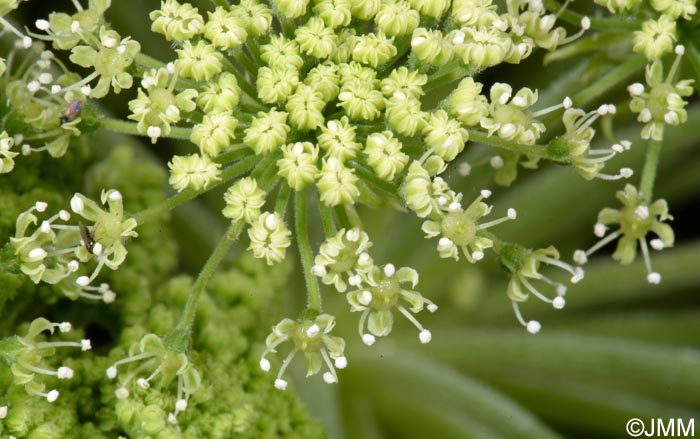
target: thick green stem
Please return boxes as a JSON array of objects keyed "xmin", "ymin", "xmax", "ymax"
[
  {"xmin": 570, "ymin": 56, "xmax": 646, "ymax": 108},
  {"xmin": 467, "ymin": 130, "xmax": 557, "ymax": 162},
  {"xmin": 100, "ymin": 118, "xmax": 191, "ymax": 141},
  {"xmin": 424, "ymin": 62, "xmax": 474, "ymax": 92},
  {"xmin": 132, "ymin": 154, "xmax": 261, "ymax": 224},
  {"xmin": 175, "ymin": 221, "xmax": 243, "ymax": 334},
  {"xmin": 543, "ymin": 0, "xmax": 640, "ymax": 31},
  {"xmin": 319, "ymin": 201, "xmax": 337, "ymax": 237},
  {"xmin": 295, "ymin": 189, "xmax": 322, "ymax": 311},
  {"xmin": 639, "ymin": 138, "xmax": 662, "ymax": 201},
  {"xmin": 275, "ymin": 184, "xmax": 291, "ymax": 216}
]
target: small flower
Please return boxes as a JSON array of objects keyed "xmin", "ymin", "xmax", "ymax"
[
  {"xmin": 364, "ymin": 131, "xmax": 409, "ymax": 181},
  {"xmin": 204, "ymin": 6, "xmax": 247, "ymax": 50},
  {"xmin": 351, "ymin": 31, "xmax": 397, "ymax": 68},
  {"xmin": 260, "ymin": 35, "xmax": 304, "ymax": 70},
  {"xmin": 351, "ymin": 0, "xmax": 381, "ymax": 20},
  {"xmin": 500, "ymin": 244, "xmax": 583, "ymax": 333},
  {"xmin": 223, "ymin": 177, "xmax": 267, "ymax": 224},
  {"xmin": 0, "ymin": 317, "xmax": 91, "ymax": 401},
  {"xmin": 374, "ymin": 0, "xmax": 420, "ymax": 37},
  {"xmin": 243, "ymin": 108, "xmax": 290, "ymax": 155},
  {"xmin": 247, "ymin": 212, "xmax": 292, "ymax": 265},
  {"xmin": 347, "ymin": 264, "xmax": 436, "ymax": 344},
  {"xmin": 455, "ymin": 26, "xmax": 512, "ymax": 68},
  {"xmin": 337, "ymin": 81, "xmax": 385, "ymax": 121},
  {"xmin": 149, "ymin": 0, "xmax": 204, "ymax": 42},
  {"xmin": 410, "ymin": 28, "xmax": 454, "ymax": 66},
  {"xmin": 409, "ymin": 0, "xmax": 450, "ymax": 18},
  {"xmin": 69, "ymin": 27, "xmax": 140, "ymax": 98},
  {"xmin": 633, "ymin": 15, "xmax": 677, "ymax": 61},
  {"xmin": 380, "ymin": 66, "xmax": 427, "ymax": 100},
  {"xmin": 190, "ymin": 111, "xmax": 238, "ymax": 157},
  {"xmin": 257, "ymin": 66, "xmax": 299, "ymax": 104},
  {"xmin": 450, "ymin": 77, "xmax": 490, "ymax": 127},
  {"xmin": 295, "ymin": 17, "xmax": 338, "ymax": 59},
  {"xmin": 285, "ymin": 84, "xmax": 326, "ymax": 131},
  {"xmin": 273, "ymin": 0, "xmax": 310, "ymax": 18},
  {"xmin": 317, "ymin": 116, "xmax": 361, "ymax": 161},
  {"xmin": 402, "ymin": 161, "xmax": 456, "ymax": 218},
  {"xmin": 168, "ymin": 154, "xmax": 221, "ymax": 192},
  {"xmin": 313, "ymin": 0, "xmax": 352, "ymax": 28},
  {"xmin": 175, "ymin": 40, "xmax": 223, "ymax": 82},
  {"xmin": 230, "ymin": 0, "xmax": 273, "ymax": 37},
  {"xmin": 304, "ymin": 62, "xmax": 340, "ymax": 102},
  {"xmin": 277, "ymin": 141, "xmax": 320, "ymax": 191},
  {"xmin": 260, "ymin": 313, "xmax": 347, "ymax": 388},
  {"xmin": 384, "ymin": 94, "xmax": 425, "ymax": 137},
  {"xmin": 594, "ymin": 0, "xmax": 642, "ymax": 13},
  {"xmin": 629, "ymin": 47, "xmax": 694, "ymax": 141},
  {"xmin": 128, "ymin": 68, "xmax": 198, "ymax": 143},
  {"xmin": 650, "ymin": 0, "xmax": 697, "ymax": 20},
  {"xmin": 317, "ymin": 157, "xmax": 360, "ymax": 206},
  {"xmin": 1, "ymin": 130, "xmax": 18, "ymax": 173},
  {"xmin": 106, "ymin": 334, "xmax": 200, "ymax": 409},
  {"xmin": 313, "ymin": 228, "xmax": 374, "ymax": 292},
  {"xmin": 421, "ymin": 189, "xmax": 516, "ymax": 262},
  {"xmin": 197, "ymin": 72, "xmax": 241, "ymax": 113},
  {"xmin": 422, "ymin": 110, "xmax": 469, "ymax": 162},
  {"xmin": 481, "ymin": 83, "xmax": 545, "ymax": 145},
  {"xmin": 575, "ymin": 184, "xmax": 674, "ymax": 284}
]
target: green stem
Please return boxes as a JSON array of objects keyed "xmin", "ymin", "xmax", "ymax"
[
  {"xmin": 275, "ymin": 184, "xmax": 291, "ymax": 216},
  {"xmin": 100, "ymin": 118, "xmax": 192, "ymax": 140},
  {"xmin": 543, "ymin": 0, "xmax": 641, "ymax": 31},
  {"xmin": 424, "ymin": 62, "xmax": 474, "ymax": 92},
  {"xmin": 319, "ymin": 201, "xmax": 337, "ymax": 237},
  {"xmin": 132, "ymin": 154, "xmax": 261, "ymax": 224},
  {"xmin": 639, "ymin": 138, "xmax": 662, "ymax": 201},
  {"xmin": 175, "ymin": 221, "xmax": 244, "ymax": 333},
  {"xmin": 570, "ymin": 55, "xmax": 646, "ymax": 108},
  {"xmin": 685, "ymin": 41, "xmax": 700, "ymax": 93},
  {"xmin": 334, "ymin": 205, "xmax": 352, "ymax": 229},
  {"xmin": 347, "ymin": 160, "xmax": 399, "ymax": 198},
  {"xmin": 467, "ymin": 129, "xmax": 557, "ymax": 162},
  {"xmin": 295, "ymin": 189, "xmax": 322, "ymax": 311},
  {"xmin": 344, "ymin": 204, "xmax": 364, "ymax": 229}
]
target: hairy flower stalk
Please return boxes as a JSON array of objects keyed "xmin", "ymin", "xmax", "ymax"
[{"xmin": 0, "ymin": 0, "xmax": 698, "ymax": 432}]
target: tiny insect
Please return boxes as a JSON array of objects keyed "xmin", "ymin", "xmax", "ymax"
[
  {"xmin": 60, "ymin": 100, "xmax": 83, "ymax": 124},
  {"xmin": 79, "ymin": 222, "xmax": 95, "ymax": 254}
]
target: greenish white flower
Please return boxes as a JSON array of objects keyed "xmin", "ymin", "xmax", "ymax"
[
  {"xmin": 260, "ymin": 35, "xmax": 304, "ymax": 70},
  {"xmin": 304, "ymin": 62, "xmax": 340, "ymax": 102},
  {"xmin": 247, "ymin": 212, "xmax": 292, "ymax": 265},
  {"xmin": 190, "ymin": 111, "xmax": 238, "ymax": 157},
  {"xmin": 346, "ymin": 264, "xmax": 436, "ymax": 345},
  {"xmin": 422, "ymin": 110, "xmax": 469, "ymax": 162},
  {"xmin": 450, "ymin": 77, "xmax": 490, "ymax": 127},
  {"xmin": 286, "ymin": 84, "xmax": 327, "ymax": 130},
  {"xmin": 69, "ymin": 27, "xmax": 140, "ymax": 98},
  {"xmin": 244, "ymin": 108, "xmax": 290, "ymax": 155},
  {"xmin": 351, "ymin": 31, "xmax": 396, "ymax": 67},
  {"xmin": 384, "ymin": 95, "xmax": 425, "ymax": 136},
  {"xmin": 260, "ymin": 313, "xmax": 347, "ymax": 389},
  {"xmin": 277, "ymin": 141, "xmax": 320, "ymax": 191},
  {"xmin": 380, "ymin": 67, "xmax": 427, "ymax": 100},
  {"xmin": 175, "ymin": 40, "xmax": 223, "ymax": 82},
  {"xmin": 629, "ymin": 49, "xmax": 694, "ymax": 140},
  {"xmin": 273, "ymin": 0, "xmax": 310, "ymax": 18},
  {"xmin": 650, "ymin": 0, "xmax": 697, "ymax": 19},
  {"xmin": 481, "ymin": 83, "xmax": 545, "ymax": 145},
  {"xmin": 197, "ymin": 72, "xmax": 241, "ymax": 113},
  {"xmin": 337, "ymin": 81, "xmax": 385, "ymax": 121},
  {"xmin": 633, "ymin": 15, "xmax": 677, "ymax": 61},
  {"xmin": 317, "ymin": 158, "xmax": 360, "ymax": 206},
  {"xmin": 575, "ymin": 184, "xmax": 674, "ymax": 284},
  {"xmin": 204, "ymin": 6, "xmax": 247, "ymax": 50},
  {"xmin": 222, "ymin": 177, "xmax": 267, "ymax": 224},
  {"xmin": 374, "ymin": 0, "xmax": 420, "ymax": 36},
  {"xmin": 168, "ymin": 154, "xmax": 221, "ymax": 192},
  {"xmin": 295, "ymin": 17, "xmax": 338, "ymax": 59},
  {"xmin": 317, "ymin": 117, "xmax": 361, "ymax": 161},
  {"xmin": 364, "ymin": 131, "xmax": 409, "ymax": 181},
  {"xmin": 312, "ymin": 228, "xmax": 375, "ymax": 292},
  {"xmin": 149, "ymin": 0, "xmax": 204, "ymax": 42},
  {"xmin": 410, "ymin": 28, "xmax": 454, "ymax": 66},
  {"xmin": 257, "ymin": 66, "xmax": 300, "ymax": 104},
  {"xmin": 1, "ymin": 130, "xmax": 18, "ymax": 174}
]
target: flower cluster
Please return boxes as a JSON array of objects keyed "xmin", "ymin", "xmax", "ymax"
[
  {"xmin": 0, "ymin": 318, "xmax": 91, "ymax": 402},
  {"xmin": 10, "ymin": 190, "xmax": 137, "ymax": 302}
]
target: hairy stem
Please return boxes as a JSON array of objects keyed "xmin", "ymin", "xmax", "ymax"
[
  {"xmin": 296, "ymin": 189, "xmax": 322, "ymax": 311},
  {"xmin": 639, "ymin": 138, "xmax": 662, "ymax": 201}
]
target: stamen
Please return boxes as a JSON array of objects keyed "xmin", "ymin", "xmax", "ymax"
[
  {"xmin": 397, "ymin": 305, "xmax": 431, "ymax": 343},
  {"xmin": 320, "ymin": 349, "xmax": 338, "ymax": 384},
  {"xmin": 274, "ymin": 347, "xmax": 299, "ymax": 389},
  {"xmin": 512, "ymin": 301, "xmax": 541, "ymax": 334}
]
